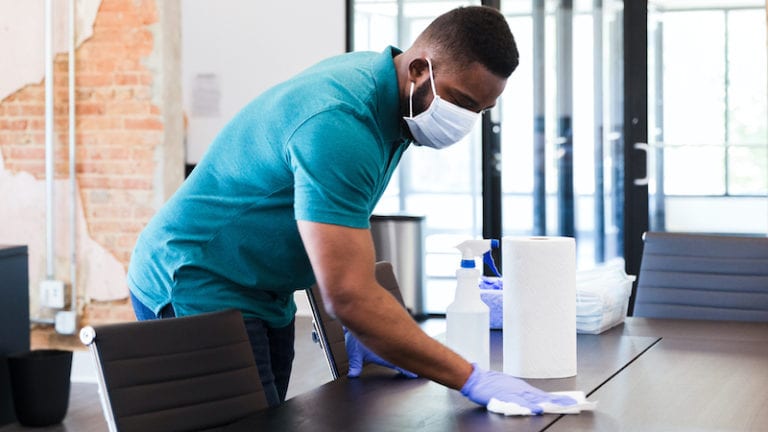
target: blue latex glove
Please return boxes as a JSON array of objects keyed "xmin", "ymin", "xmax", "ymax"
[
  {"xmin": 344, "ymin": 329, "xmax": 418, "ymax": 378},
  {"xmin": 460, "ymin": 364, "xmax": 577, "ymax": 414}
]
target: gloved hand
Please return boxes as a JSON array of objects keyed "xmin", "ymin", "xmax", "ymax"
[
  {"xmin": 344, "ymin": 329, "xmax": 418, "ymax": 378},
  {"xmin": 460, "ymin": 363, "xmax": 577, "ymax": 414}
]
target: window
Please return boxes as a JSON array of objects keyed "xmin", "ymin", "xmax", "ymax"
[
  {"xmin": 648, "ymin": 2, "xmax": 767, "ymax": 234},
  {"xmin": 351, "ymin": 0, "xmax": 768, "ymax": 314}
]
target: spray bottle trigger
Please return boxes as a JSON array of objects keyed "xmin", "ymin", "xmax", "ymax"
[{"xmin": 483, "ymin": 250, "xmax": 502, "ymax": 277}]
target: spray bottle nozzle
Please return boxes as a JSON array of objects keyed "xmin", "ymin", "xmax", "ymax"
[{"xmin": 456, "ymin": 239, "xmax": 499, "ymax": 271}]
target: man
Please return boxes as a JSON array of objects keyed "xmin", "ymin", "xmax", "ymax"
[{"xmin": 128, "ymin": 6, "xmax": 575, "ymax": 413}]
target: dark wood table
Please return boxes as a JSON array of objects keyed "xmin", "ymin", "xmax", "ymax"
[
  {"xmin": 223, "ymin": 320, "xmax": 660, "ymax": 432},
  {"xmin": 549, "ymin": 318, "xmax": 768, "ymax": 431},
  {"xmin": 12, "ymin": 318, "xmax": 761, "ymax": 431}
]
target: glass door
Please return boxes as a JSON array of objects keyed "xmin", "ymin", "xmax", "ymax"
[
  {"xmin": 646, "ymin": 0, "xmax": 768, "ymax": 236},
  {"xmin": 500, "ymin": 0, "xmax": 626, "ymax": 269},
  {"xmin": 351, "ymin": 0, "xmax": 632, "ymax": 313}
]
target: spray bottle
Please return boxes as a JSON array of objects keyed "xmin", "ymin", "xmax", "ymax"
[{"xmin": 446, "ymin": 239, "xmax": 499, "ymax": 370}]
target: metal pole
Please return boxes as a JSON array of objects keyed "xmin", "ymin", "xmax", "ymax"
[
  {"xmin": 609, "ymin": 2, "xmax": 623, "ymax": 262},
  {"xmin": 481, "ymin": 0, "xmax": 502, "ymax": 271},
  {"xmin": 45, "ymin": 0, "xmax": 55, "ymax": 280},
  {"xmin": 723, "ymin": 11, "xmax": 730, "ymax": 196},
  {"xmin": 533, "ymin": 0, "xmax": 546, "ymax": 236},
  {"xmin": 69, "ymin": 0, "xmax": 77, "ymax": 312},
  {"xmin": 594, "ymin": 0, "xmax": 606, "ymax": 262},
  {"xmin": 652, "ymin": 14, "xmax": 666, "ymax": 231},
  {"xmin": 623, "ymin": 0, "xmax": 649, "ymax": 315},
  {"xmin": 482, "ymin": 107, "xmax": 502, "ymax": 272},
  {"xmin": 345, "ymin": 0, "xmax": 354, "ymax": 52},
  {"xmin": 482, "ymin": 0, "xmax": 501, "ymax": 10},
  {"xmin": 556, "ymin": 0, "xmax": 575, "ymax": 238},
  {"xmin": 396, "ymin": 0, "xmax": 408, "ymax": 212}
]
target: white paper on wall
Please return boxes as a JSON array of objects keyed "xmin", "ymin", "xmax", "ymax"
[{"xmin": 191, "ymin": 73, "xmax": 221, "ymax": 117}]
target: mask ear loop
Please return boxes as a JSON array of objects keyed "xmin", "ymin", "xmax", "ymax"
[
  {"xmin": 425, "ymin": 58, "xmax": 437, "ymax": 97},
  {"xmin": 408, "ymin": 58, "xmax": 437, "ymax": 119},
  {"xmin": 409, "ymin": 81, "xmax": 415, "ymax": 118}
]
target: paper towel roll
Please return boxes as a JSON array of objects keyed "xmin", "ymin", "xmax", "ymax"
[{"xmin": 503, "ymin": 236, "xmax": 576, "ymax": 378}]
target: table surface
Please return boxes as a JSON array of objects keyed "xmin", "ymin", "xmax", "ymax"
[
  {"xmin": 222, "ymin": 320, "xmax": 662, "ymax": 432},
  {"xmin": 9, "ymin": 318, "xmax": 762, "ymax": 432},
  {"xmin": 549, "ymin": 318, "xmax": 768, "ymax": 432}
]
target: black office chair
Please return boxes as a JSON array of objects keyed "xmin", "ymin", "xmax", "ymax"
[
  {"xmin": 306, "ymin": 261, "xmax": 408, "ymax": 379},
  {"xmin": 80, "ymin": 309, "xmax": 268, "ymax": 432},
  {"xmin": 634, "ymin": 231, "xmax": 768, "ymax": 321}
]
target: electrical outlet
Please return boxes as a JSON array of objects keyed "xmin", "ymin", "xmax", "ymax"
[
  {"xmin": 40, "ymin": 279, "xmax": 65, "ymax": 309},
  {"xmin": 55, "ymin": 311, "xmax": 77, "ymax": 334}
]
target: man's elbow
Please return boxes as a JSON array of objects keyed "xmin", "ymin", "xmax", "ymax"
[{"xmin": 321, "ymin": 285, "xmax": 364, "ymax": 324}]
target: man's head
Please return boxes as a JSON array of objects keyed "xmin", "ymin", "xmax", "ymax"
[
  {"xmin": 413, "ymin": 6, "xmax": 519, "ymax": 80},
  {"xmin": 396, "ymin": 6, "xmax": 519, "ymax": 147}
]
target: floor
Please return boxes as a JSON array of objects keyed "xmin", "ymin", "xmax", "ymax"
[{"xmin": 0, "ymin": 315, "xmax": 333, "ymax": 431}]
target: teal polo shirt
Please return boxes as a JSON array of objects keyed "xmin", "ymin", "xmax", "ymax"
[{"xmin": 127, "ymin": 47, "xmax": 411, "ymax": 327}]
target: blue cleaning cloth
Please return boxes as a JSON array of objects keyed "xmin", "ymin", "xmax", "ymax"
[
  {"xmin": 479, "ymin": 276, "xmax": 502, "ymax": 290},
  {"xmin": 479, "ymin": 276, "xmax": 503, "ymax": 329}
]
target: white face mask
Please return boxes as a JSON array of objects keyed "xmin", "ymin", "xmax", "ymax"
[{"xmin": 403, "ymin": 58, "xmax": 480, "ymax": 149}]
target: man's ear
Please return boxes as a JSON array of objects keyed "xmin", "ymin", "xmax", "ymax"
[{"xmin": 407, "ymin": 58, "xmax": 430, "ymax": 83}]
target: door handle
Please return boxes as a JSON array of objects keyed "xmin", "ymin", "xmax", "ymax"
[{"xmin": 633, "ymin": 142, "xmax": 649, "ymax": 186}]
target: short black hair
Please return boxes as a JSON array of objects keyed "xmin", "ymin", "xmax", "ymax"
[{"xmin": 416, "ymin": 6, "xmax": 519, "ymax": 78}]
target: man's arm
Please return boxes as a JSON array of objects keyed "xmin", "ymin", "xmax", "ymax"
[{"xmin": 297, "ymin": 220, "xmax": 473, "ymax": 390}]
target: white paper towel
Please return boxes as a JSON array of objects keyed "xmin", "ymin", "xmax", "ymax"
[
  {"xmin": 503, "ymin": 236, "xmax": 576, "ymax": 378},
  {"xmin": 487, "ymin": 391, "xmax": 597, "ymax": 416}
]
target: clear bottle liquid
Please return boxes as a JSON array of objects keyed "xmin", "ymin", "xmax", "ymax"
[{"xmin": 446, "ymin": 266, "xmax": 490, "ymax": 369}]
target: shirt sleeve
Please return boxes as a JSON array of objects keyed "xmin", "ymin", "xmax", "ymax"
[{"xmin": 287, "ymin": 109, "xmax": 383, "ymax": 229}]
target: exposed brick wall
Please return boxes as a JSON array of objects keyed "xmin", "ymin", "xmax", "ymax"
[
  {"xmin": 0, "ymin": 0, "xmax": 177, "ymax": 326},
  {"xmin": 81, "ymin": 0, "xmax": 161, "ymax": 266}
]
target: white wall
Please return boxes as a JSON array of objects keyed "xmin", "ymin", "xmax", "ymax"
[
  {"xmin": 181, "ymin": 0, "xmax": 346, "ymax": 163},
  {"xmin": 0, "ymin": 0, "xmax": 101, "ymax": 101},
  {"xmin": 181, "ymin": 0, "xmax": 346, "ymax": 315}
]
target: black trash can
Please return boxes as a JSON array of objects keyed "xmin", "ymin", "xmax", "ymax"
[
  {"xmin": 0, "ymin": 244, "xmax": 30, "ymax": 426},
  {"xmin": 8, "ymin": 349, "xmax": 72, "ymax": 427}
]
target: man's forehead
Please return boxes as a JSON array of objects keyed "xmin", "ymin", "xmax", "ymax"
[{"xmin": 440, "ymin": 62, "xmax": 507, "ymax": 110}]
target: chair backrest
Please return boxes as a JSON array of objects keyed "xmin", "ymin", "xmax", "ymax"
[
  {"xmin": 80, "ymin": 309, "xmax": 267, "ymax": 432},
  {"xmin": 634, "ymin": 231, "xmax": 768, "ymax": 321},
  {"xmin": 306, "ymin": 261, "xmax": 407, "ymax": 379}
]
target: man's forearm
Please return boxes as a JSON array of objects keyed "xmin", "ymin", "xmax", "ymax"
[{"xmin": 334, "ymin": 283, "xmax": 473, "ymax": 390}]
